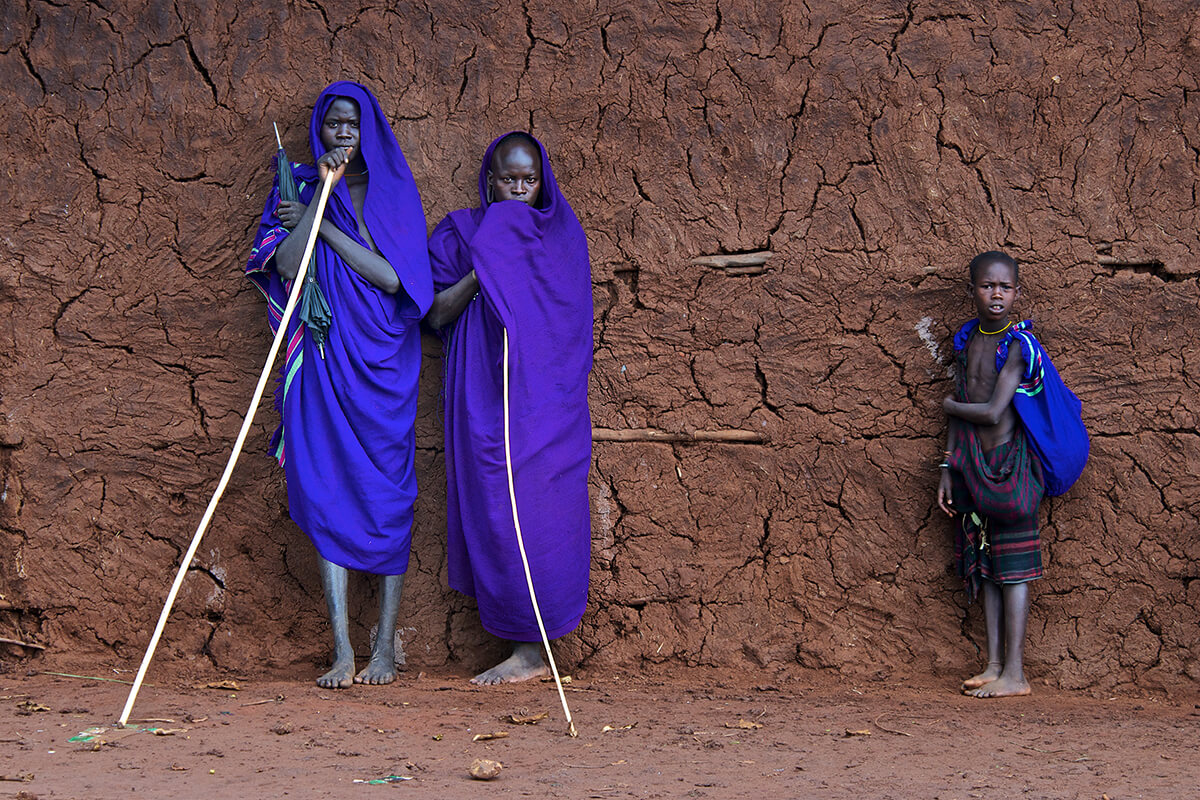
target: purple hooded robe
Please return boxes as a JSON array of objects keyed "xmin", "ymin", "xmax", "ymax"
[
  {"xmin": 245, "ymin": 81, "xmax": 432, "ymax": 575},
  {"xmin": 428, "ymin": 133, "xmax": 593, "ymax": 641}
]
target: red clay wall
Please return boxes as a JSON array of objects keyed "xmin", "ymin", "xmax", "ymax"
[{"xmin": 1, "ymin": 0, "xmax": 1197, "ymax": 694}]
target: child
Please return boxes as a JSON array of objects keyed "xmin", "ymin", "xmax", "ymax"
[
  {"xmin": 426, "ymin": 132, "xmax": 593, "ymax": 684},
  {"xmin": 245, "ymin": 82, "xmax": 432, "ymax": 688},
  {"xmin": 937, "ymin": 251, "xmax": 1045, "ymax": 698}
]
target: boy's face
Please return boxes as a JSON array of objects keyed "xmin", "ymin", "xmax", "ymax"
[
  {"xmin": 488, "ymin": 142, "xmax": 542, "ymax": 206},
  {"xmin": 319, "ymin": 98, "xmax": 361, "ymax": 158},
  {"xmin": 970, "ymin": 260, "xmax": 1020, "ymax": 326}
]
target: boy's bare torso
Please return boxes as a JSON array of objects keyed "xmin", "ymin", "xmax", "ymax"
[{"xmin": 964, "ymin": 332, "xmax": 1020, "ymax": 452}]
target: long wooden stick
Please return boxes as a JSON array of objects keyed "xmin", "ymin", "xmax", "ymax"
[
  {"xmin": 689, "ymin": 250, "xmax": 772, "ymax": 267},
  {"xmin": 501, "ymin": 329, "xmax": 577, "ymax": 737},
  {"xmin": 591, "ymin": 427, "xmax": 766, "ymax": 443},
  {"xmin": 118, "ymin": 172, "xmax": 335, "ymax": 727}
]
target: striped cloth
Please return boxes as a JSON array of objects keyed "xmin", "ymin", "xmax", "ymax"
[
  {"xmin": 245, "ymin": 170, "xmax": 313, "ymax": 464},
  {"xmin": 949, "ymin": 427, "xmax": 1045, "ymax": 600},
  {"xmin": 948, "ymin": 327, "xmax": 1046, "ymax": 600}
]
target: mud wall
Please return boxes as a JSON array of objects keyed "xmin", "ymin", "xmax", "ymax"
[{"xmin": 1, "ymin": 0, "xmax": 1197, "ymax": 694}]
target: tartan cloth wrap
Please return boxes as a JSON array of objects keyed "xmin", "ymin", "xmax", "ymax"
[
  {"xmin": 948, "ymin": 329, "xmax": 1046, "ymax": 600},
  {"xmin": 949, "ymin": 429, "xmax": 1045, "ymax": 601}
]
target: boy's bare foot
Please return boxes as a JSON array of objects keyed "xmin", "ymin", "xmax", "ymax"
[
  {"xmin": 966, "ymin": 675, "xmax": 1031, "ymax": 698},
  {"xmin": 961, "ymin": 663, "xmax": 1003, "ymax": 691},
  {"xmin": 354, "ymin": 654, "xmax": 397, "ymax": 685},
  {"xmin": 470, "ymin": 643, "xmax": 549, "ymax": 685},
  {"xmin": 317, "ymin": 657, "xmax": 356, "ymax": 689}
]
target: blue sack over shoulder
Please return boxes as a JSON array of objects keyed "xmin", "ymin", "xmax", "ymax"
[{"xmin": 954, "ymin": 320, "xmax": 1089, "ymax": 497}]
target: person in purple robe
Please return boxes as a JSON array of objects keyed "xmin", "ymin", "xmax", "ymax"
[
  {"xmin": 426, "ymin": 132, "xmax": 593, "ymax": 684},
  {"xmin": 245, "ymin": 82, "xmax": 432, "ymax": 688}
]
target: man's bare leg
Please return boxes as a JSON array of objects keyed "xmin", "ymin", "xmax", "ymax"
[
  {"xmin": 471, "ymin": 641, "xmax": 550, "ymax": 685},
  {"xmin": 317, "ymin": 557, "xmax": 355, "ymax": 689},
  {"xmin": 962, "ymin": 579, "xmax": 1004, "ymax": 691},
  {"xmin": 968, "ymin": 581, "xmax": 1032, "ymax": 698},
  {"xmin": 355, "ymin": 574, "xmax": 405, "ymax": 685}
]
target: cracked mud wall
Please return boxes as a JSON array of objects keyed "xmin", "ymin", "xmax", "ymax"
[{"xmin": 0, "ymin": 0, "xmax": 1197, "ymax": 693}]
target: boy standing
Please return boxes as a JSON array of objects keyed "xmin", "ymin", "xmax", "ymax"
[
  {"xmin": 937, "ymin": 251, "xmax": 1045, "ymax": 698},
  {"xmin": 426, "ymin": 133, "xmax": 592, "ymax": 684},
  {"xmin": 246, "ymin": 82, "xmax": 432, "ymax": 688}
]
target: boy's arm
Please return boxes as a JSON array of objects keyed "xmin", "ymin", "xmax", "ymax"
[
  {"xmin": 936, "ymin": 417, "xmax": 958, "ymax": 515},
  {"xmin": 273, "ymin": 150, "xmax": 403, "ymax": 295},
  {"xmin": 317, "ymin": 219, "xmax": 403, "ymax": 295},
  {"xmin": 942, "ymin": 346, "xmax": 1026, "ymax": 425},
  {"xmin": 426, "ymin": 270, "xmax": 480, "ymax": 329}
]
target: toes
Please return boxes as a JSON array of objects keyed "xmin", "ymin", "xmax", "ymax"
[{"xmin": 355, "ymin": 667, "xmax": 396, "ymax": 686}]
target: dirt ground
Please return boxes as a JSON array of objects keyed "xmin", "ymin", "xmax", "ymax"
[{"xmin": 2, "ymin": 666, "xmax": 1197, "ymax": 799}]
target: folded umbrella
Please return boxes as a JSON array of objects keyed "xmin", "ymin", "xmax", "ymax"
[{"xmin": 275, "ymin": 122, "xmax": 332, "ymax": 358}]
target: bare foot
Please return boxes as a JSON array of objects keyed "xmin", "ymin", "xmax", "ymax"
[
  {"xmin": 317, "ymin": 657, "xmax": 355, "ymax": 689},
  {"xmin": 966, "ymin": 675, "xmax": 1031, "ymax": 698},
  {"xmin": 961, "ymin": 663, "xmax": 1003, "ymax": 691},
  {"xmin": 470, "ymin": 643, "xmax": 549, "ymax": 686},
  {"xmin": 354, "ymin": 654, "xmax": 397, "ymax": 686}
]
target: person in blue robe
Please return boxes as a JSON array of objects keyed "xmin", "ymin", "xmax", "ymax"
[{"xmin": 246, "ymin": 81, "xmax": 432, "ymax": 688}]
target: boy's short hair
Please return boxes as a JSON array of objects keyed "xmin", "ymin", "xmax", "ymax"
[{"xmin": 969, "ymin": 250, "xmax": 1019, "ymax": 284}]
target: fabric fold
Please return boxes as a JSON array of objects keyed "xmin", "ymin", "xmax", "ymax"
[{"xmin": 245, "ymin": 81, "xmax": 431, "ymax": 575}]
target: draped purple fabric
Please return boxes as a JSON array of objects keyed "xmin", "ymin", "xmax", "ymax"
[
  {"xmin": 428, "ymin": 133, "xmax": 593, "ymax": 640},
  {"xmin": 245, "ymin": 81, "xmax": 432, "ymax": 575}
]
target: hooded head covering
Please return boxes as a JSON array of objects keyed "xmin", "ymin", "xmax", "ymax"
[
  {"xmin": 477, "ymin": 131, "xmax": 555, "ymax": 210},
  {"xmin": 307, "ymin": 81, "xmax": 432, "ymax": 314}
]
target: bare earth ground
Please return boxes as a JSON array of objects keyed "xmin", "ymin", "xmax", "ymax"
[{"xmin": 2, "ymin": 667, "xmax": 1197, "ymax": 799}]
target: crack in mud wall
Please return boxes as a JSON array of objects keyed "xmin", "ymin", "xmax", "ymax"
[{"xmin": 0, "ymin": 0, "xmax": 1197, "ymax": 693}]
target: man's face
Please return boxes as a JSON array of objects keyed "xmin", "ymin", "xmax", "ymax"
[
  {"xmin": 488, "ymin": 142, "xmax": 542, "ymax": 206},
  {"xmin": 319, "ymin": 97, "xmax": 361, "ymax": 158}
]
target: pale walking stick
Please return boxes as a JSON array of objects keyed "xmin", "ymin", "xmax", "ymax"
[
  {"xmin": 118, "ymin": 171, "xmax": 335, "ymax": 727},
  {"xmin": 500, "ymin": 328, "xmax": 578, "ymax": 737}
]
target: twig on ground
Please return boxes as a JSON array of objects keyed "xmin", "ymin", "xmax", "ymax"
[
  {"xmin": 0, "ymin": 637, "xmax": 44, "ymax": 650},
  {"xmin": 40, "ymin": 671, "xmax": 147, "ymax": 687},
  {"xmin": 873, "ymin": 713, "xmax": 913, "ymax": 737}
]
